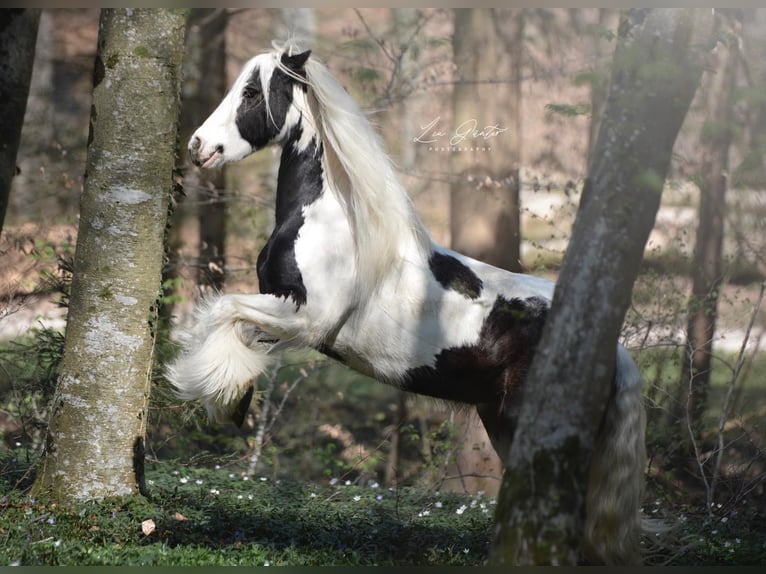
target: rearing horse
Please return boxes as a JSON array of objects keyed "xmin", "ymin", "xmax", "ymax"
[{"xmin": 167, "ymin": 46, "xmax": 646, "ymax": 565}]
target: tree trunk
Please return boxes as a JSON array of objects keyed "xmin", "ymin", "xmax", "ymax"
[
  {"xmin": 675, "ymin": 13, "xmax": 739, "ymax": 451},
  {"xmin": 0, "ymin": 9, "xmax": 40, "ymax": 236},
  {"xmin": 490, "ymin": 8, "xmax": 713, "ymax": 565},
  {"xmin": 33, "ymin": 8, "xmax": 187, "ymax": 502},
  {"xmin": 733, "ymin": 9, "xmax": 766, "ymax": 188},
  {"xmin": 187, "ymin": 9, "xmax": 228, "ymax": 291},
  {"xmin": 450, "ymin": 8, "xmax": 523, "ymax": 272},
  {"xmin": 586, "ymin": 8, "xmax": 613, "ymax": 163},
  {"xmin": 446, "ymin": 8, "xmax": 524, "ymax": 497}
]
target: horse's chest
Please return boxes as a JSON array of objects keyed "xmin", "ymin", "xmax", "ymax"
[{"xmin": 256, "ymin": 193, "xmax": 353, "ymax": 308}]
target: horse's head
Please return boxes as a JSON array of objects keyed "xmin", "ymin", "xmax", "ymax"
[{"xmin": 188, "ymin": 49, "xmax": 311, "ymax": 169}]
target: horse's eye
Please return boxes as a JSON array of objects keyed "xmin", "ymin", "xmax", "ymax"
[{"xmin": 243, "ymin": 86, "xmax": 260, "ymax": 100}]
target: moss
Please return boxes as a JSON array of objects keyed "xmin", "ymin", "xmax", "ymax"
[
  {"xmin": 106, "ymin": 53, "xmax": 119, "ymax": 69},
  {"xmin": 98, "ymin": 285, "xmax": 114, "ymax": 301},
  {"xmin": 490, "ymin": 436, "xmax": 588, "ymax": 565},
  {"xmin": 132, "ymin": 45, "xmax": 150, "ymax": 58}
]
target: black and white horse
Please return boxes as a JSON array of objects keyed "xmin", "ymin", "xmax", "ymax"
[{"xmin": 167, "ymin": 46, "xmax": 646, "ymax": 565}]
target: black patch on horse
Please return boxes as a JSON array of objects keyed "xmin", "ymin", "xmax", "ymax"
[
  {"xmin": 236, "ymin": 64, "xmax": 298, "ymax": 150},
  {"xmin": 429, "ymin": 251, "xmax": 483, "ymax": 299},
  {"xmin": 399, "ymin": 295, "xmax": 548, "ymax": 404},
  {"xmin": 257, "ymin": 130, "xmax": 324, "ymax": 306}
]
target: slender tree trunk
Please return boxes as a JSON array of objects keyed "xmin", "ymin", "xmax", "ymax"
[
  {"xmin": 188, "ymin": 9, "xmax": 228, "ymax": 291},
  {"xmin": 447, "ymin": 8, "xmax": 523, "ymax": 496},
  {"xmin": 675, "ymin": 12, "xmax": 739, "ymax": 453},
  {"xmin": 734, "ymin": 9, "xmax": 766, "ymax": 188},
  {"xmin": 450, "ymin": 8, "xmax": 523, "ymax": 272},
  {"xmin": 490, "ymin": 8, "xmax": 713, "ymax": 565},
  {"xmin": 0, "ymin": 9, "xmax": 40, "ymax": 236},
  {"xmin": 33, "ymin": 8, "xmax": 187, "ymax": 502}
]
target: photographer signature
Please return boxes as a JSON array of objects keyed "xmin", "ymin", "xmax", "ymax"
[{"xmin": 414, "ymin": 116, "xmax": 507, "ymax": 146}]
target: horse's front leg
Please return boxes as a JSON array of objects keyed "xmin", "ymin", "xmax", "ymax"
[{"xmin": 166, "ymin": 292, "xmax": 308, "ymax": 424}]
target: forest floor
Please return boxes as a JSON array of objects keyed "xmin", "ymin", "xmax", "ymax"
[{"xmin": 0, "ymin": 459, "xmax": 764, "ymax": 566}]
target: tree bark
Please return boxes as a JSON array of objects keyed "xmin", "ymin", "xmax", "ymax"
[
  {"xmin": 447, "ymin": 8, "xmax": 523, "ymax": 497},
  {"xmin": 490, "ymin": 8, "xmax": 713, "ymax": 565},
  {"xmin": 33, "ymin": 8, "xmax": 187, "ymax": 502},
  {"xmin": 0, "ymin": 9, "xmax": 40, "ymax": 236},
  {"xmin": 676, "ymin": 12, "xmax": 739, "ymax": 448}
]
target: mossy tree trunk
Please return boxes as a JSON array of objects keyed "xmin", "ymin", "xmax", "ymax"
[
  {"xmin": 490, "ymin": 8, "xmax": 714, "ymax": 565},
  {"xmin": 33, "ymin": 8, "xmax": 187, "ymax": 502},
  {"xmin": 0, "ymin": 8, "xmax": 40, "ymax": 236}
]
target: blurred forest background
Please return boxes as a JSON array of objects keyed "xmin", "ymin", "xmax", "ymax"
[{"xmin": 1, "ymin": 7, "xmax": 764, "ymax": 548}]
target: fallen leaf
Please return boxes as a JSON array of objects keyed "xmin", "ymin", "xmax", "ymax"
[
  {"xmin": 173, "ymin": 512, "xmax": 188, "ymax": 522},
  {"xmin": 141, "ymin": 519, "xmax": 156, "ymax": 536}
]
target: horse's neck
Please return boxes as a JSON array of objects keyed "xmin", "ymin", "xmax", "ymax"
[{"xmin": 274, "ymin": 127, "xmax": 324, "ymax": 224}]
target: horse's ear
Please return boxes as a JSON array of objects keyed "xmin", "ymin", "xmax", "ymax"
[{"xmin": 281, "ymin": 50, "xmax": 311, "ymax": 72}]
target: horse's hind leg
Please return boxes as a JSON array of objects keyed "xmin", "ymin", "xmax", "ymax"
[
  {"xmin": 166, "ymin": 292, "xmax": 308, "ymax": 423},
  {"xmin": 475, "ymin": 402, "xmax": 517, "ymax": 466}
]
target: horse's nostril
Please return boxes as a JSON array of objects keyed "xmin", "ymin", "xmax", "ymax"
[{"xmin": 215, "ymin": 144, "xmax": 224, "ymax": 154}]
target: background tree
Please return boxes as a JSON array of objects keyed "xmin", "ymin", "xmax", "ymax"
[
  {"xmin": 490, "ymin": 8, "xmax": 714, "ymax": 564},
  {"xmin": 0, "ymin": 9, "xmax": 40, "ymax": 236},
  {"xmin": 674, "ymin": 11, "xmax": 740, "ymax": 464},
  {"xmin": 447, "ymin": 7, "xmax": 524, "ymax": 495},
  {"xmin": 184, "ymin": 9, "xmax": 229, "ymax": 291},
  {"xmin": 33, "ymin": 8, "xmax": 187, "ymax": 501}
]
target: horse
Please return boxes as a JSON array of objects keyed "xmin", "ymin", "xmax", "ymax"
[{"xmin": 166, "ymin": 45, "xmax": 647, "ymax": 565}]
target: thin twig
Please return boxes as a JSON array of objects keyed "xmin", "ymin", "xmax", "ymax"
[
  {"xmin": 246, "ymin": 353, "xmax": 282, "ymax": 477},
  {"xmin": 710, "ymin": 279, "xmax": 766, "ymax": 498}
]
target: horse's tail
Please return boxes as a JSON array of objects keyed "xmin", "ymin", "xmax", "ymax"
[
  {"xmin": 583, "ymin": 344, "xmax": 647, "ymax": 565},
  {"xmin": 165, "ymin": 294, "xmax": 274, "ymax": 424}
]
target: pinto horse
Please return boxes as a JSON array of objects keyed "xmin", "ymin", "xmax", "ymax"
[{"xmin": 167, "ymin": 46, "xmax": 646, "ymax": 565}]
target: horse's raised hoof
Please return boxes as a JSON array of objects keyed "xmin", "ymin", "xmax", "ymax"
[{"xmin": 231, "ymin": 384, "xmax": 255, "ymax": 427}]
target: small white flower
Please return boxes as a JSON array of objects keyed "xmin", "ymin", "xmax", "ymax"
[
  {"xmin": 353, "ymin": 495, "xmax": 362, "ymax": 502},
  {"xmin": 463, "ymin": 548, "xmax": 470, "ymax": 554},
  {"xmin": 179, "ymin": 477, "xmax": 189, "ymax": 484},
  {"xmin": 435, "ymin": 501, "xmax": 443, "ymax": 509},
  {"xmin": 264, "ymin": 561, "xmax": 270, "ymax": 566},
  {"xmin": 310, "ymin": 493, "xmax": 318, "ymax": 498},
  {"xmin": 370, "ymin": 482, "xmax": 379, "ymax": 489},
  {"xmin": 195, "ymin": 479, "xmax": 203, "ymax": 485},
  {"xmin": 237, "ymin": 495, "xmax": 243, "ymax": 500},
  {"xmin": 242, "ymin": 476, "xmax": 249, "ymax": 481},
  {"xmin": 345, "ymin": 480, "xmax": 352, "ymax": 486},
  {"xmin": 329, "ymin": 478, "xmax": 339, "ymax": 486},
  {"xmin": 210, "ymin": 489, "xmax": 220, "ymax": 495},
  {"xmin": 456, "ymin": 504, "xmax": 467, "ymax": 515},
  {"xmin": 260, "ymin": 477, "xmax": 268, "ymax": 482},
  {"xmin": 721, "ymin": 516, "xmax": 728, "ymax": 523}
]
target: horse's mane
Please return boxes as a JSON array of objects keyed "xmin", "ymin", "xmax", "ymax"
[{"xmin": 273, "ymin": 46, "xmax": 432, "ymax": 298}]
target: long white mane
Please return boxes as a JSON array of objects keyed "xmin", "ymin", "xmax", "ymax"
[{"xmin": 275, "ymin": 47, "xmax": 432, "ymax": 297}]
